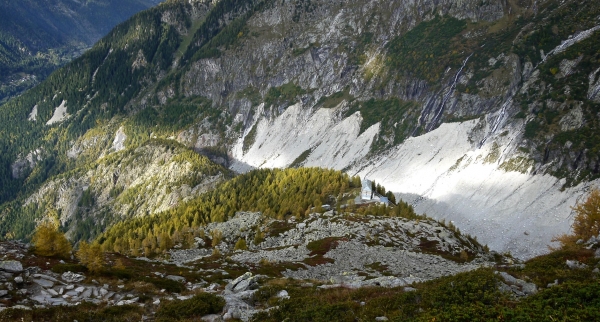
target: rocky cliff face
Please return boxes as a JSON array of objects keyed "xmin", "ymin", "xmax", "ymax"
[{"xmin": 21, "ymin": 139, "xmax": 228, "ymax": 241}]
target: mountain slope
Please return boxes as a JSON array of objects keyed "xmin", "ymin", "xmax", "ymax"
[
  {"xmin": 0, "ymin": 0, "xmax": 162, "ymax": 102},
  {"xmin": 0, "ymin": 0, "xmax": 599, "ymax": 258}
]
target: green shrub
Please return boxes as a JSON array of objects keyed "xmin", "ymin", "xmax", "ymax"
[
  {"xmin": 264, "ymin": 83, "xmax": 306, "ymax": 108},
  {"xmin": 0, "ymin": 303, "xmax": 142, "ymax": 321},
  {"xmin": 386, "ymin": 16, "xmax": 467, "ymax": 82},
  {"xmin": 51, "ymin": 263, "xmax": 88, "ymax": 274},
  {"xmin": 234, "ymin": 238, "xmax": 248, "ymax": 251},
  {"xmin": 524, "ymin": 120, "xmax": 541, "ymax": 138},
  {"xmin": 155, "ymin": 293, "xmax": 225, "ymax": 321},
  {"xmin": 140, "ymin": 277, "xmax": 184, "ymax": 293}
]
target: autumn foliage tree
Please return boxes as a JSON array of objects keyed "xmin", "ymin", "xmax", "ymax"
[
  {"xmin": 32, "ymin": 217, "xmax": 72, "ymax": 258},
  {"xmin": 97, "ymin": 168, "xmax": 411, "ymax": 256},
  {"xmin": 76, "ymin": 241, "xmax": 105, "ymax": 273},
  {"xmin": 553, "ymin": 188, "xmax": 600, "ymax": 249}
]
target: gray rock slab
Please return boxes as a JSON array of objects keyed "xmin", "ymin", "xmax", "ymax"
[
  {"xmin": 31, "ymin": 294, "xmax": 68, "ymax": 306},
  {"xmin": 566, "ymin": 259, "xmax": 587, "ymax": 269},
  {"xmin": 0, "ymin": 290, "xmax": 8, "ymax": 297},
  {"xmin": 166, "ymin": 275, "xmax": 186, "ymax": 283},
  {"xmin": 81, "ymin": 288, "xmax": 92, "ymax": 298},
  {"xmin": 227, "ymin": 272, "xmax": 252, "ymax": 291},
  {"xmin": 32, "ymin": 279, "xmax": 54, "ymax": 288},
  {"xmin": 0, "ymin": 261, "xmax": 23, "ymax": 273},
  {"xmin": 46, "ymin": 289, "xmax": 59, "ymax": 296},
  {"xmin": 496, "ymin": 271, "xmax": 537, "ymax": 296},
  {"xmin": 201, "ymin": 314, "xmax": 223, "ymax": 322},
  {"xmin": 33, "ymin": 274, "xmax": 60, "ymax": 283},
  {"xmin": 276, "ymin": 290, "xmax": 289, "ymax": 299},
  {"xmin": 232, "ymin": 276, "xmax": 260, "ymax": 293}
]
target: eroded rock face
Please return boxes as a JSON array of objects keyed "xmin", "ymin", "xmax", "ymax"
[
  {"xmin": 10, "ymin": 149, "xmax": 43, "ymax": 179},
  {"xmin": 23, "ymin": 142, "xmax": 226, "ymax": 239},
  {"xmin": 112, "ymin": 126, "xmax": 127, "ymax": 152},
  {"xmin": 560, "ymin": 105, "xmax": 585, "ymax": 131}
]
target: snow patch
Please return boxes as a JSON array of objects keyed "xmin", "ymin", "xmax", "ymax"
[
  {"xmin": 46, "ymin": 100, "xmax": 69, "ymax": 125},
  {"xmin": 231, "ymin": 103, "xmax": 378, "ymax": 170},
  {"xmin": 353, "ymin": 121, "xmax": 588, "ymax": 259}
]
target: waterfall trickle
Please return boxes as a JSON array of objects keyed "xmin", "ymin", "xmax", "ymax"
[{"xmin": 426, "ymin": 53, "xmax": 473, "ymax": 132}]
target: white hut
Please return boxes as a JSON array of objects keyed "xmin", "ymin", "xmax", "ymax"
[{"xmin": 361, "ymin": 179, "xmax": 373, "ymax": 200}]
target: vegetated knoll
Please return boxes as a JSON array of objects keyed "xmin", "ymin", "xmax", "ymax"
[
  {"xmin": 98, "ymin": 167, "xmax": 365, "ymax": 255},
  {"xmin": 0, "ymin": 139, "xmax": 230, "ymax": 243},
  {"xmin": 0, "ymin": 0, "xmax": 161, "ymax": 103},
  {"xmin": 253, "ymin": 192, "xmax": 600, "ymax": 321}
]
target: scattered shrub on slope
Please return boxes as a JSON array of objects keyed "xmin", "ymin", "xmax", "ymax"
[
  {"xmin": 155, "ymin": 293, "xmax": 225, "ymax": 321},
  {"xmin": 553, "ymin": 188, "xmax": 600, "ymax": 249}
]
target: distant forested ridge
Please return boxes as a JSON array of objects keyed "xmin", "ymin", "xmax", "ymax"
[{"xmin": 0, "ymin": 0, "xmax": 161, "ymax": 102}]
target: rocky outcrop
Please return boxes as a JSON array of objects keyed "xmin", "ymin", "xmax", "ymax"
[
  {"xmin": 496, "ymin": 271, "xmax": 538, "ymax": 297},
  {"xmin": 23, "ymin": 141, "xmax": 227, "ymax": 240},
  {"xmin": 171, "ymin": 211, "xmax": 491, "ymax": 284},
  {"xmin": 10, "ymin": 149, "xmax": 44, "ymax": 179}
]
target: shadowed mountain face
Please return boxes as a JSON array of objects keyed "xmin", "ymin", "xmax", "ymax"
[
  {"xmin": 0, "ymin": 0, "xmax": 162, "ymax": 102},
  {"xmin": 0, "ymin": 0, "xmax": 599, "ymax": 258}
]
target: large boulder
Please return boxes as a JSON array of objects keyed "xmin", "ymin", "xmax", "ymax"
[
  {"xmin": 0, "ymin": 260, "xmax": 23, "ymax": 273},
  {"xmin": 166, "ymin": 275, "xmax": 186, "ymax": 283},
  {"xmin": 61, "ymin": 271, "xmax": 85, "ymax": 283}
]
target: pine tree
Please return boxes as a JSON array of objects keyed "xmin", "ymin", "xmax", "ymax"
[
  {"xmin": 210, "ymin": 229, "xmax": 223, "ymax": 247},
  {"xmin": 234, "ymin": 238, "xmax": 247, "ymax": 251}
]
